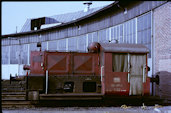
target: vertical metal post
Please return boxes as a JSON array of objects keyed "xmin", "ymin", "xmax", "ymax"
[
  {"xmin": 26, "ymin": 72, "xmax": 28, "ymax": 100},
  {"xmin": 101, "ymin": 66, "xmax": 104, "ymax": 82},
  {"xmin": 143, "ymin": 65, "xmax": 144, "ymax": 83},
  {"xmin": 109, "ymin": 27, "xmax": 111, "ymax": 42},
  {"xmin": 151, "ymin": 74, "xmax": 154, "ymax": 96},
  {"xmin": 18, "ymin": 39, "xmax": 21, "ymax": 76},
  {"xmin": 128, "ymin": 53, "xmax": 130, "ymax": 83},
  {"xmin": 28, "ymin": 44, "xmax": 30, "ymax": 65},
  {"xmin": 9, "ymin": 45, "xmax": 10, "ymax": 64},
  {"xmin": 66, "ymin": 38, "xmax": 68, "ymax": 52},
  {"xmin": 47, "ymin": 41, "xmax": 49, "ymax": 50},
  {"xmin": 143, "ymin": 65, "xmax": 146, "ymax": 83},
  {"xmin": 135, "ymin": 18, "xmax": 138, "ymax": 44},
  {"xmin": 151, "ymin": 10, "xmax": 155, "ymax": 96},
  {"xmin": 117, "ymin": 25, "xmax": 120, "ymax": 43},
  {"xmin": 45, "ymin": 70, "xmax": 48, "ymax": 94},
  {"xmin": 123, "ymin": 23, "xmax": 125, "ymax": 43}
]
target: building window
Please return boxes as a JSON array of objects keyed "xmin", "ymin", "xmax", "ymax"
[
  {"xmin": 87, "ymin": 31, "xmax": 98, "ymax": 46},
  {"xmin": 92, "ymin": 32, "xmax": 98, "ymax": 42},
  {"xmin": 41, "ymin": 42, "xmax": 47, "ymax": 51},
  {"xmin": 20, "ymin": 44, "xmax": 28, "ymax": 64},
  {"xmin": 2, "ymin": 46, "xmax": 9, "ymax": 64},
  {"xmin": 137, "ymin": 12, "xmax": 151, "ymax": 57},
  {"xmin": 10, "ymin": 45, "xmax": 20, "ymax": 64},
  {"xmin": 57, "ymin": 39, "xmax": 66, "ymax": 51},
  {"xmin": 77, "ymin": 35, "xmax": 87, "ymax": 52},
  {"xmin": 111, "ymin": 24, "xmax": 124, "ymax": 43},
  {"xmin": 68, "ymin": 37, "xmax": 77, "ymax": 51},
  {"xmin": 112, "ymin": 53, "xmax": 128, "ymax": 72},
  {"xmin": 88, "ymin": 33, "xmax": 93, "ymax": 45},
  {"xmin": 98, "ymin": 29, "xmax": 109, "ymax": 43},
  {"xmin": 109, "ymin": 12, "xmax": 151, "ymax": 57},
  {"xmin": 123, "ymin": 19, "xmax": 136, "ymax": 44}
]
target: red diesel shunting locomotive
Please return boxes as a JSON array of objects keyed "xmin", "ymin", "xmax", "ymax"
[{"xmin": 24, "ymin": 42, "xmax": 151, "ymax": 101}]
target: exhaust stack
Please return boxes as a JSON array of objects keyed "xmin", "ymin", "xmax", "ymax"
[{"xmin": 83, "ymin": 1, "xmax": 92, "ymax": 12}]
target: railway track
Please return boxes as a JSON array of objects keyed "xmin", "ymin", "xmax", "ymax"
[
  {"xmin": 1, "ymin": 79, "xmax": 33, "ymax": 108},
  {"xmin": 2, "ymin": 91, "xmax": 36, "ymax": 108},
  {"xmin": 2, "ymin": 100, "xmax": 35, "ymax": 108}
]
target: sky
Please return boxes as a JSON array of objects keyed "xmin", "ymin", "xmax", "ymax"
[{"xmin": 2, "ymin": 1, "xmax": 114, "ymax": 35}]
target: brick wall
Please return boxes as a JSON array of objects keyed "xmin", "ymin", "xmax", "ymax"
[
  {"xmin": 154, "ymin": 2, "xmax": 171, "ymax": 73},
  {"xmin": 153, "ymin": 2, "xmax": 171, "ymax": 101}
]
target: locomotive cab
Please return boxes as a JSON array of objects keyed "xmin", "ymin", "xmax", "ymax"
[{"xmin": 99, "ymin": 43, "xmax": 150, "ymax": 96}]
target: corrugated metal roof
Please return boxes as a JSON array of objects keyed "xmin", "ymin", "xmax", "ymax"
[
  {"xmin": 100, "ymin": 43, "xmax": 149, "ymax": 53},
  {"xmin": 50, "ymin": 6, "xmax": 104, "ymax": 23},
  {"xmin": 20, "ymin": 5, "xmax": 107, "ymax": 33},
  {"xmin": 2, "ymin": 1, "xmax": 118, "ymax": 38},
  {"xmin": 20, "ymin": 19, "xmax": 31, "ymax": 32}
]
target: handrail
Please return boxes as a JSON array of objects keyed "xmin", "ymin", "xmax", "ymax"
[{"xmin": 45, "ymin": 70, "xmax": 48, "ymax": 94}]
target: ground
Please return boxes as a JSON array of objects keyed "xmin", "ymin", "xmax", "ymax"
[{"xmin": 2, "ymin": 106, "xmax": 171, "ymax": 113}]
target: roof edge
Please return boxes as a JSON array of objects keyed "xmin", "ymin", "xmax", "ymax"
[{"xmin": 1, "ymin": 1, "xmax": 118, "ymax": 38}]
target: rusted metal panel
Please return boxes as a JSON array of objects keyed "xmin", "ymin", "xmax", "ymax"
[
  {"xmin": 29, "ymin": 51, "xmax": 100, "ymax": 76},
  {"xmin": 143, "ymin": 77, "xmax": 150, "ymax": 95},
  {"xmin": 30, "ymin": 51, "xmax": 44, "ymax": 75},
  {"xmin": 73, "ymin": 53, "xmax": 99, "ymax": 75},
  {"xmin": 143, "ymin": 53, "xmax": 150, "ymax": 95},
  {"xmin": 45, "ymin": 52, "xmax": 71, "ymax": 75}
]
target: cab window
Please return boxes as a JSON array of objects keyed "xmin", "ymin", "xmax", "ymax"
[{"xmin": 112, "ymin": 53, "xmax": 128, "ymax": 72}]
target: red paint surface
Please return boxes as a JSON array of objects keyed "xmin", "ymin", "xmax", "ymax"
[
  {"xmin": 103, "ymin": 53, "xmax": 150, "ymax": 96},
  {"xmin": 73, "ymin": 53, "xmax": 99, "ymax": 75},
  {"xmin": 30, "ymin": 51, "xmax": 44, "ymax": 75},
  {"xmin": 105, "ymin": 72, "xmax": 130, "ymax": 95},
  {"xmin": 143, "ymin": 77, "xmax": 150, "ymax": 95},
  {"xmin": 143, "ymin": 54, "xmax": 150, "ymax": 95},
  {"xmin": 30, "ymin": 51, "xmax": 100, "ymax": 76},
  {"xmin": 45, "ymin": 52, "xmax": 71, "ymax": 75},
  {"xmin": 104, "ymin": 53, "xmax": 130, "ymax": 95}
]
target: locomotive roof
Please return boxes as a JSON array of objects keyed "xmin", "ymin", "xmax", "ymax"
[{"xmin": 99, "ymin": 43, "xmax": 149, "ymax": 53}]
